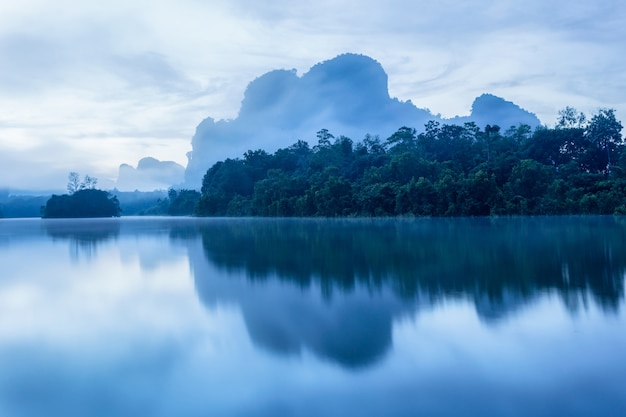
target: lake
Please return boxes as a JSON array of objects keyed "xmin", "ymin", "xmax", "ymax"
[{"xmin": 0, "ymin": 216, "xmax": 625, "ymax": 416}]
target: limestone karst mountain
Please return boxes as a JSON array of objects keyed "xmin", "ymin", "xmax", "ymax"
[
  {"xmin": 116, "ymin": 157, "xmax": 184, "ymax": 191},
  {"xmin": 453, "ymin": 93, "xmax": 541, "ymax": 130},
  {"xmin": 182, "ymin": 53, "xmax": 541, "ymax": 188}
]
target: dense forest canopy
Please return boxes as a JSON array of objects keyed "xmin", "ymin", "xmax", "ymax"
[{"xmin": 196, "ymin": 108, "xmax": 625, "ymax": 217}]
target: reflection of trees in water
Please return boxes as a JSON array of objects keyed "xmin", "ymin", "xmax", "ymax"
[
  {"xmin": 199, "ymin": 217, "xmax": 626, "ymax": 313},
  {"xmin": 43, "ymin": 219, "xmax": 120, "ymax": 261},
  {"xmin": 191, "ymin": 216, "xmax": 626, "ymax": 369}
]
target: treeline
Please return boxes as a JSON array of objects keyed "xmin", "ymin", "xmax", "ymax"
[
  {"xmin": 196, "ymin": 108, "xmax": 625, "ymax": 217},
  {"xmin": 0, "ymin": 193, "xmax": 48, "ymax": 218}
]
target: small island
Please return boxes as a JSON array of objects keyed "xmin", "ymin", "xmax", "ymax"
[{"xmin": 42, "ymin": 173, "xmax": 121, "ymax": 218}]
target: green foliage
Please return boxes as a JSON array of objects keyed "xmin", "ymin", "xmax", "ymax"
[
  {"xmin": 585, "ymin": 108, "xmax": 623, "ymax": 173},
  {"xmin": 505, "ymin": 160, "xmax": 553, "ymax": 214},
  {"xmin": 252, "ymin": 169, "xmax": 306, "ymax": 216},
  {"xmin": 168, "ymin": 189, "xmax": 201, "ymax": 216},
  {"xmin": 43, "ymin": 189, "xmax": 121, "ymax": 218},
  {"xmin": 556, "ymin": 106, "xmax": 586, "ymax": 129},
  {"xmin": 196, "ymin": 108, "xmax": 626, "ymax": 217}
]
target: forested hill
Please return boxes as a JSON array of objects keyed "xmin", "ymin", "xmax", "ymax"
[
  {"xmin": 185, "ymin": 53, "xmax": 540, "ymax": 186},
  {"xmin": 195, "ymin": 108, "xmax": 625, "ymax": 217}
]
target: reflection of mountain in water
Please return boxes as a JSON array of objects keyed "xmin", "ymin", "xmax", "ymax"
[
  {"xmin": 189, "ymin": 217, "xmax": 626, "ymax": 368},
  {"xmin": 189, "ymin": 236, "xmax": 413, "ymax": 368}
]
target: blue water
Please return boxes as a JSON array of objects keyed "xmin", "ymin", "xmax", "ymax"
[{"xmin": 0, "ymin": 217, "xmax": 624, "ymax": 416}]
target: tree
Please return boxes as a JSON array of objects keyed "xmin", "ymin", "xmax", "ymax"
[
  {"xmin": 556, "ymin": 107, "xmax": 586, "ymax": 129},
  {"xmin": 82, "ymin": 175, "xmax": 98, "ymax": 190},
  {"xmin": 386, "ymin": 126, "xmax": 417, "ymax": 154},
  {"xmin": 458, "ymin": 169, "xmax": 503, "ymax": 216},
  {"xmin": 305, "ymin": 167, "xmax": 353, "ymax": 216},
  {"xmin": 505, "ymin": 159, "xmax": 553, "ymax": 214},
  {"xmin": 67, "ymin": 172, "xmax": 81, "ymax": 194},
  {"xmin": 523, "ymin": 127, "xmax": 568, "ymax": 169},
  {"xmin": 251, "ymin": 169, "xmax": 307, "ymax": 216},
  {"xmin": 395, "ymin": 177, "xmax": 436, "ymax": 216},
  {"xmin": 362, "ymin": 134, "xmax": 386, "ymax": 155},
  {"xmin": 585, "ymin": 108, "xmax": 623, "ymax": 174},
  {"xmin": 315, "ymin": 128, "xmax": 334, "ymax": 149},
  {"xmin": 244, "ymin": 149, "xmax": 272, "ymax": 181},
  {"xmin": 67, "ymin": 172, "xmax": 98, "ymax": 194},
  {"xmin": 168, "ymin": 189, "xmax": 201, "ymax": 216},
  {"xmin": 481, "ymin": 124, "xmax": 501, "ymax": 163}
]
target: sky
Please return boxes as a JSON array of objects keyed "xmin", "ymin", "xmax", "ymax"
[{"xmin": 1, "ymin": 0, "xmax": 625, "ymax": 191}]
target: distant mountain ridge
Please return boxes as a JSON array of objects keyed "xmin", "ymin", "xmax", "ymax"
[
  {"xmin": 183, "ymin": 53, "xmax": 541, "ymax": 187},
  {"xmin": 456, "ymin": 93, "xmax": 541, "ymax": 130},
  {"xmin": 116, "ymin": 157, "xmax": 184, "ymax": 191}
]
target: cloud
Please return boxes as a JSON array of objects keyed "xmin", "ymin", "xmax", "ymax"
[
  {"xmin": 0, "ymin": 30, "xmax": 204, "ymax": 190},
  {"xmin": 108, "ymin": 52, "xmax": 198, "ymax": 93}
]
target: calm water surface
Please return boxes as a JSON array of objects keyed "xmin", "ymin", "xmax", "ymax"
[{"xmin": 0, "ymin": 216, "xmax": 625, "ymax": 416}]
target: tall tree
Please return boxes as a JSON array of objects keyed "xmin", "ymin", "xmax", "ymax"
[
  {"xmin": 556, "ymin": 107, "xmax": 586, "ymax": 129},
  {"xmin": 67, "ymin": 172, "xmax": 81, "ymax": 194},
  {"xmin": 386, "ymin": 126, "xmax": 417, "ymax": 154},
  {"xmin": 585, "ymin": 108, "xmax": 623, "ymax": 174}
]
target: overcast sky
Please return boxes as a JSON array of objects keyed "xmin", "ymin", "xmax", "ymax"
[{"xmin": 1, "ymin": 0, "xmax": 625, "ymax": 191}]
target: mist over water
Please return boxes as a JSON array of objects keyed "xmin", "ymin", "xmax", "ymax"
[{"xmin": 0, "ymin": 217, "xmax": 624, "ymax": 416}]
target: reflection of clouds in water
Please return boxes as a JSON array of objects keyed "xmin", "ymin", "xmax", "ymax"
[
  {"xmin": 118, "ymin": 235, "xmax": 188, "ymax": 271},
  {"xmin": 0, "ymin": 220, "xmax": 198, "ymax": 346},
  {"xmin": 0, "ymin": 282, "xmax": 278, "ymax": 417},
  {"xmin": 37, "ymin": 217, "xmax": 193, "ymax": 268},
  {"xmin": 0, "ymin": 221, "xmax": 231, "ymax": 416},
  {"xmin": 384, "ymin": 300, "xmax": 626, "ymax": 417},
  {"xmin": 2, "ymin": 296, "xmax": 624, "ymax": 417},
  {"xmin": 0, "ymin": 342, "xmax": 180, "ymax": 417},
  {"xmin": 0, "ymin": 252, "xmax": 196, "ymax": 344}
]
